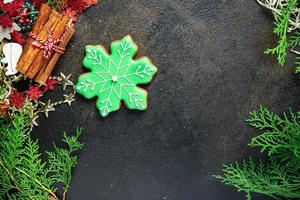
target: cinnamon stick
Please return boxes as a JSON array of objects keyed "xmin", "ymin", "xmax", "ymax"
[
  {"xmin": 27, "ymin": 16, "xmax": 69, "ymax": 79},
  {"xmin": 17, "ymin": 12, "xmax": 61, "ymax": 75},
  {"xmin": 17, "ymin": 3, "xmax": 75, "ymax": 84},
  {"xmin": 32, "ymin": 4, "xmax": 53, "ymax": 33},
  {"xmin": 35, "ymin": 25, "xmax": 75, "ymax": 84},
  {"xmin": 17, "ymin": 4, "xmax": 52, "ymax": 73},
  {"xmin": 22, "ymin": 4, "xmax": 52, "ymax": 53}
]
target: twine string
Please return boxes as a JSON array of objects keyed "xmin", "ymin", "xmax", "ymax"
[{"xmin": 29, "ymin": 27, "xmax": 68, "ymax": 59}]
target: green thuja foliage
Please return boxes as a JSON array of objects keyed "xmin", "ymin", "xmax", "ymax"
[
  {"xmin": 265, "ymin": 0, "xmax": 298, "ymax": 65},
  {"xmin": 259, "ymin": 0, "xmax": 300, "ymax": 71},
  {"xmin": 47, "ymin": 130, "xmax": 84, "ymax": 199},
  {"xmin": 288, "ymin": 29, "xmax": 300, "ymax": 72},
  {"xmin": 0, "ymin": 114, "xmax": 84, "ymax": 200},
  {"xmin": 215, "ymin": 106, "xmax": 300, "ymax": 200},
  {"xmin": 47, "ymin": 0, "xmax": 65, "ymax": 12}
]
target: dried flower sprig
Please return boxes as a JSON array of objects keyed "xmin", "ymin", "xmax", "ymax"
[{"xmin": 0, "ymin": 62, "xmax": 76, "ymax": 128}]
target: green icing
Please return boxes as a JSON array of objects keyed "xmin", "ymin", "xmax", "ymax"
[{"xmin": 75, "ymin": 35, "xmax": 158, "ymax": 117}]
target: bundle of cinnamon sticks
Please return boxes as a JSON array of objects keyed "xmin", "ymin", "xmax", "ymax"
[{"xmin": 17, "ymin": 4, "xmax": 75, "ymax": 85}]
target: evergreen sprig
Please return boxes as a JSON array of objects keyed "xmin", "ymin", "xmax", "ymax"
[
  {"xmin": 0, "ymin": 114, "xmax": 84, "ymax": 200},
  {"xmin": 47, "ymin": 0, "xmax": 65, "ymax": 12},
  {"xmin": 215, "ymin": 106, "xmax": 300, "ymax": 200},
  {"xmin": 47, "ymin": 129, "xmax": 84, "ymax": 199},
  {"xmin": 247, "ymin": 107, "xmax": 300, "ymax": 158},
  {"xmin": 257, "ymin": 0, "xmax": 300, "ymax": 71},
  {"xmin": 265, "ymin": 0, "xmax": 298, "ymax": 66}
]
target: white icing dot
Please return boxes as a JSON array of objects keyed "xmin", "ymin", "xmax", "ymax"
[{"xmin": 112, "ymin": 75, "xmax": 118, "ymax": 82}]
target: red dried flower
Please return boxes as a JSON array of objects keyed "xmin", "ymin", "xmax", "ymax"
[
  {"xmin": 0, "ymin": 14, "xmax": 13, "ymax": 29},
  {"xmin": 62, "ymin": 8, "xmax": 77, "ymax": 22},
  {"xmin": 32, "ymin": 0, "xmax": 46, "ymax": 8},
  {"xmin": 83, "ymin": 0, "xmax": 97, "ymax": 7},
  {"xmin": 44, "ymin": 78, "xmax": 57, "ymax": 91},
  {"xmin": 0, "ymin": 2, "xmax": 5, "ymax": 11},
  {"xmin": 11, "ymin": 30, "xmax": 25, "ymax": 45},
  {"xmin": 67, "ymin": 0, "xmax": 87, "ymax": 14},
  {"xmin": 18, "ymin": 7, "xmax": 30, "ymax": 26},
  {"xmin": 9, "ymin": 90, "xmax": 25, "ymax": 108},
  {"xmin": 0, "ymin": 102, "xmax": 8, "ymax": 116},
  {"xmin": 26, "ymin": 86, "xmax": 42, "ymax": 100},
  {"xmin": 2, "ymin": 0, "xmax": 23, "ymax": 17}
]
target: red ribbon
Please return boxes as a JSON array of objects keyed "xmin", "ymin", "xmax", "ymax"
[{"xmin": 29, "ymin": 28, "xmax": 68, "ymax": 59}]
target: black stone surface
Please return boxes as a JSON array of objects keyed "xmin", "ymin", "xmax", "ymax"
[{"xmin": 32, "ymin": 0, "xmax": 300, "ymax": 200}]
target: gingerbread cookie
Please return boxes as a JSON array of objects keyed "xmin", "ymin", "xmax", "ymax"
[{"xmin": 75, "ymin": 35, "xmax": 158, "ymax": 117}]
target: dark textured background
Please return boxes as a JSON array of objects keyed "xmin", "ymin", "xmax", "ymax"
[{"xmin": 32, "ymin": 0, "xmax": 300, "ymax": 199}]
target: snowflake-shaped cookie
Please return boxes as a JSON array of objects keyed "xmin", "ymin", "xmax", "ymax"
[{"xmin": 75, "ymin": 35, "xmax": 158, "ymax": 117}]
